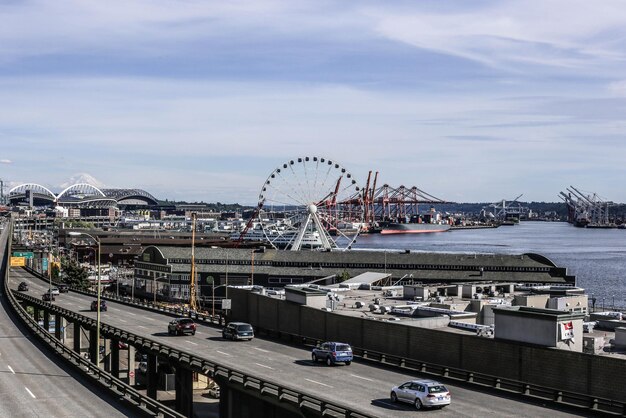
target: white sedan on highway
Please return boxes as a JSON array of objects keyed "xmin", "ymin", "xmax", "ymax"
[{"xmin": 390, "ymin": 379, "xmax": 451, "ymax": 410}]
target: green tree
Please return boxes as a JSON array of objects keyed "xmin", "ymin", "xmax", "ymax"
[
  {"xmin": 60, "ymin": 258, "xmax": 90, "ymax": 289},
  {"xmin": 336, "ymin": 270, "xmax": 350, "ymax": 283},
  {"xmin": 51, "ymin": 263, "xmax": 60, "ymax": 280}
]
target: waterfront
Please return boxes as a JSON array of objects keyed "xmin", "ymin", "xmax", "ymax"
[{"xmin": 354, "ymin": 221, "xmax": 626, "ymax": 308}]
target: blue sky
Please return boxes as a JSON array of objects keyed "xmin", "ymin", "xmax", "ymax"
[{"xmin": 2, "ymin": 0, "xmax": 626, "ymax": 204}]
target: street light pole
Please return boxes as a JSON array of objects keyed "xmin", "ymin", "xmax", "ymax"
[{"xmin": 69, "ymin": 232, "xmax": 101, "ymax": 366}]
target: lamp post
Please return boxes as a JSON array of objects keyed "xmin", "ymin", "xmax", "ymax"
[{"xmin": 69, "ymin": 231, "xmax": 101, "ymax": 366}]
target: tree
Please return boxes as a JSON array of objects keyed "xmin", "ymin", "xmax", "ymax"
[
  {"xmin": 60, "ymin": 258, "xmax": 90, "ymax": 289},
  {"xmin": 336, "ymin": 270, "xmax": 350, "ymax": 283}
]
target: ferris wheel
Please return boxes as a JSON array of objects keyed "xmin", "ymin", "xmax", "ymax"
[{"xmin": 257, "ymin": 156, "xmax": 364, "ymax": 251}]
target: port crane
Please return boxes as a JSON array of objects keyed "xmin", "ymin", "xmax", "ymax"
[
  {"xmin": 482, "ymin": 194, "xmax": 527, "ymax": 222},
  {"xmin": 559, "ymin": 186, "xmax": 612, "ymax": 226}
]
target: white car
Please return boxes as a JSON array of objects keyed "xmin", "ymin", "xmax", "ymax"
[
  {"xmin": 50, "ymin": 287, "xmax": 60, "ymax": 296},
  {"xmin": 390, "ymin": 379, "xmax": 451, "ymax": 410}
]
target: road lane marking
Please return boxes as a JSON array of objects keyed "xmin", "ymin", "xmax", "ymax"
[
  {"xmin": 254, "ymin": 347, "xmax": 269, "ymax": 353},
  {"xmin": 216, "ymin": 351, "xmax": 231, "ymax": 356},
  {"xmin": 110, "ymin": 308, "xmax": 120, "ymax": 311},
  {"xmin": 305, "ymin": 378, "xmax": 333, "ymax": 388},
  {"xmin": 7, "ymin": 366, "xmax": 15, "ymax": 374},
  {"xmin": 143, "ymin": 317, "xmax": 155, "ymax": 321},
  {"xmin": 118, "ymin": 319, "xmax": 127, "ymax": 323},
  {"xmin": 185, "ymin": 341, "xmax": 198, "ymax": 345},
  {"xmin": 350, "ymin": 374, "xmax": 374, "ymax": 382},
  {"xmin": 137, "ymin": 326, "xmax": 147, "ymax": 329},
  {"xmin": 24, "ymin": 387, "xmax": 36, "ymax": 399},
  {"xmin": 126, "ymin": 313, "xmax": 137, "ymax": 316},
  {"xmin": 254, "ymin": 363, "xmax": 274, "ymax": 370}
]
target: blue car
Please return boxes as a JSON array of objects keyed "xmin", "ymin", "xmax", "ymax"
[{"xmin": 311, "ymin": 342, "xmax": 353, "ymax": 366}]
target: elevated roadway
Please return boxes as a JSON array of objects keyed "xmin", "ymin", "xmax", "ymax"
[
  {"xmin": 0, "ymin": 230, "xmax": 137, "ymax": 417},
  {"xmin": 10, "ymin": 268, "xmax": 588, "ymax": 418}
]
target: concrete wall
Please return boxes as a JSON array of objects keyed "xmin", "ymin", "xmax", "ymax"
[
  {"xmin": 495, "ymin": 313, "xmax": 558, "ymax": 346},
  {"xmin": 230, "ymin": 288, "xmax": 626, "ymax": 402},
  {"xmin": 616, "ymin": 327, "xmax": 626, "ymax": 347},
  {"xmin": 547, "ymin": 295, "xmax": 588, "ymax": 313},
  {"xmin": 514, "ymin": 294, "xmax": 549, "ymax": 308}
]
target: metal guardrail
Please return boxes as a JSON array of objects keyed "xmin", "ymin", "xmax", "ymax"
[
  {"xmin": 256, "ymin": 328, "xmax": 626, "ymax": 417},
  {"xmin": 24, "ymin": 266, "xmax": 223, "ymax": 326},
  {"xmin": 10, "ymin": 290, "xmax": 376, "ymax": 418},
  {"xmin": 1, "ymin": 228, "xmax": 184, "ymax": 418},
  {"xmin": 20, "ymin": 267, "xmax": 626, "ymax": 416}
]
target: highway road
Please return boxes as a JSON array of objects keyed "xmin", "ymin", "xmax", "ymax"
[
  {"xmin": 10, "ymin": 268, "xmax": 587, "ymax": 418},
  {"xmin": 0, "ymin": 237, "xmax": 137, "ymax": 417}
]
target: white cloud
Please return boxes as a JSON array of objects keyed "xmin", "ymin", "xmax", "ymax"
[
  {"xmin": 0, "ymin": 159, "xmax": 12, "ymax": 164},
  {"xmin": 608, "ymin": 80, "xmax": 626, "ymax": 97},
  {"xmin": 369, "ymin": 1, "xmax": 626, "ymax": 74}
]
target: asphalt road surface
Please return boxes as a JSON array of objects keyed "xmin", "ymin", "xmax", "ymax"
[
  {"xmin": 10, "ymin": 267, "xmax": 589, "ymax": 418},
  {"xmin": 0, "ymin": 261, "xmax": 138, "ymax": 415}
]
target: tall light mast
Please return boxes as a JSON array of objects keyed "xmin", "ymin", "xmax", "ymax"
[{"xmin": 189, "ymin": 213, "xmax": 198, "ymax": 311}]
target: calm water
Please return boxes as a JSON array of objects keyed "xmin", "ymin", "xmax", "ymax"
[{"xmin": 353, "ymin": 222, "xmax": 626, "ymax": 308}]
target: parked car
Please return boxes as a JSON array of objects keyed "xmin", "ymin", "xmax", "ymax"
[
  {"xmin": 311, "ymin": 342, "xmax": 353, "ymax": 366},
  {"xmin": 58, "ymin": 283, "xmax": 69, "ymax": 293},
  {"xmin": 18, "ymin": 282, "xmax": 29, "ymax": 291},
  {"xmin": 42, "ymin": 291, "xmax": 55, "ymax": 302},
  {"xmin": 90, "ymin": 300, "xmax": 107, "ymax": 312},
  {"xmin": 168, "ymin": 318, "xmax": 196, "ymax": 336},
  {"xmin": 222, "ymin": 322, "xmax": 254, "ymax": 341},
  {"xmin": 390, "ymin": 379, "xmax": 451, "ymax": 410},
  {"xmin": 49, "ymin": 287, "xmax": 60, "ymax": 296}
]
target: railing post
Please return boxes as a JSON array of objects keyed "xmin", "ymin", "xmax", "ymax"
[
  {"xmin": 494, "ymin": 378, "xmax": 501, "ymax": 389},
  {"xmin": 554, "ymin": 391, "xmax": 562, "ymax": 403},
  {"xmin": 467, "ymin": 372, "xmax": 474, "ymax": 383}
]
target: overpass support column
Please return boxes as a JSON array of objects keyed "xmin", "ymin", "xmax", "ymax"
[
  {"xmin": 34, "ymin": 306, "xmax": 41, "ymax": 324},
  {"xmin": 54, "ymin": 314, "xmax": 62, "ymax": 340},
  {"xmin": 147, "ymin": 353, "xmax": 158, "ymax": 399},
  {"xmin": 219, "ymin": 380, "xmax": 230, "ymax": 418},
  {"xmin": 103, "ymin": 338, "xmax": 110, "ymax": 372},
  {"xmin": 43, "ymin": 310, "xmax": 50, "ymax": 332},
  {"xmin": 73, "ymin": 322, "xmax": 81, "ymax": 354},
  {"xmin": 127, "ymin": 345, "xmax": 136, "ymax": 386},
  {"xmin": 175, "ymin": 366, "xmax": 193, "ymax": 417},
  {"xmin": 111, "ymin": 339, "xmax": 120, "ymax": 378},
  {"xmin": 89, "ymin": 328, "xmax": 98, "ymax": 366}
]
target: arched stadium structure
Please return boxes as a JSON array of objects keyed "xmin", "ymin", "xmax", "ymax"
[{"xmin": 9, "ymin": 183, "xmax": 160, "ymax": 209}]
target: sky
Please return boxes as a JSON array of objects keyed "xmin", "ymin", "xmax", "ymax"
[{"xmin": 2, "ymin": 0, "xmax": 626, "ymax": 205}]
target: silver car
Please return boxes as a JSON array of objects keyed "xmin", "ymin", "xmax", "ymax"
[{"xmin": 390, "ymin": 379, "xmax": 451, "ymax": 410}]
